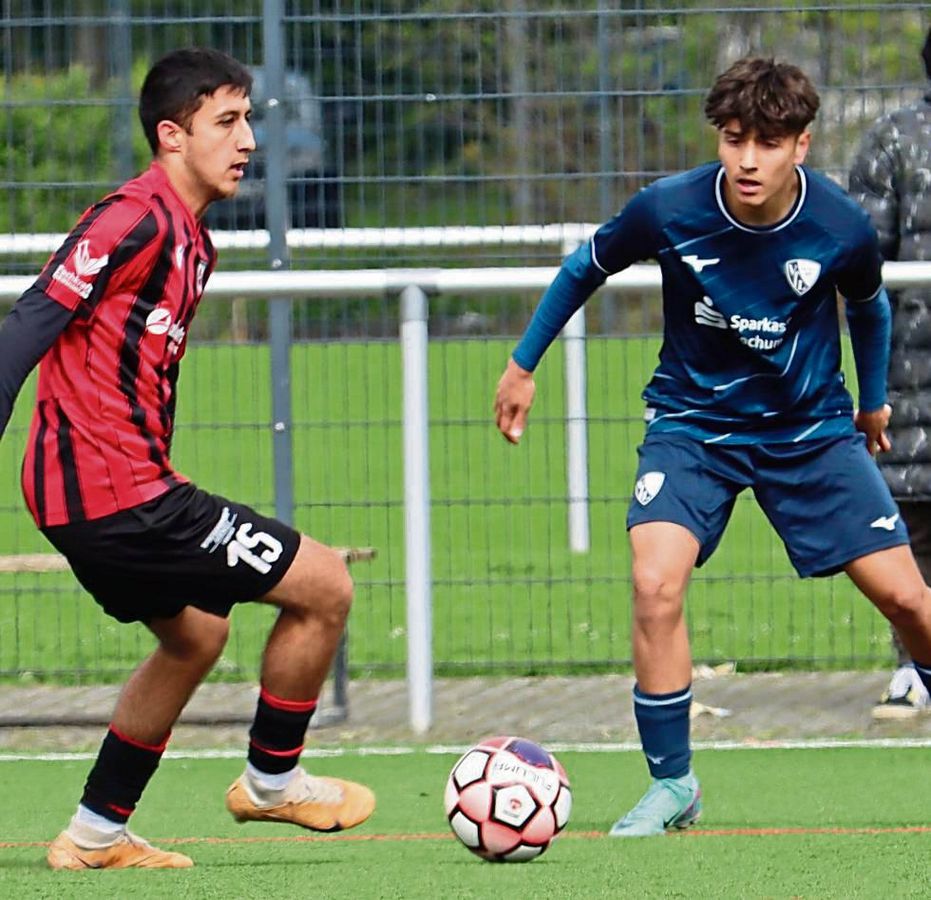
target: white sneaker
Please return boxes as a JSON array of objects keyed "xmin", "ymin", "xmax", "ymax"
[{"xmin": 872, "ymin": 665, "xmax": 931, "ymax": 720}]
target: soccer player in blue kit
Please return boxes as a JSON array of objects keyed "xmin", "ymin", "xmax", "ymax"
[{"xmin": 495, "ymin": 57, "xmax": 931, "ymax": 836}]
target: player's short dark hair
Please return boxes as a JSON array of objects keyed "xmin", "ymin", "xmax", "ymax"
[
  {"xmin": 922, "ymin": 26, "xmax": 931, "ymax": 80},
  {"xmin": 704, "ymin": 57, "xmax": 820, "ymax": 138},
  {"xmin": 139, "ymin": 48, "xmax": 253, "ymax": 154}
]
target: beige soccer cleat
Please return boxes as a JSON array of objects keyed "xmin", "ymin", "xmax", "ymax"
[
  {"xmin": 226, "ymin": 769, "xmax": 375, "ymax": 832},
  {"xmin": 46, "ymin": 830, "xmax": 193, "ymax": 869}
]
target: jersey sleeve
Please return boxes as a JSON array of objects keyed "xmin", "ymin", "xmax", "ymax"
[
  {"xmin": 590, "ymin": 186, "xmax": 661, "ymax": 275},
  {"xmin": 835, "ymin": 220, "xmax": 884, "ymax": 303},
  {"xmin": 844, "ymin": 287, "xmax": 891, "ymax": 412},
  {"xmin": 511, "ymin": 241, "xmax": 607, "ymax": 371},
  {"xmin": 34, "ymin": 195, "xmax": 160, "ymax": 316}
]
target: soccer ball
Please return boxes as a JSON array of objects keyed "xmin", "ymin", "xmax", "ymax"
[{"xmin": 444, "ymin": 735, "xmax": 572, "ymax": 862}]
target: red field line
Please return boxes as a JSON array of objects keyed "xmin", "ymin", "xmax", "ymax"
[
  {"xmin": 3, "ymin": 825, "xmax": 931, "ymax": 850},
  {"xmin": 686, "ymin": 825, "xmax": 931, "ymax": 837}
]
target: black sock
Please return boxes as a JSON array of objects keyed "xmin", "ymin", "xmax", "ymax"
[
  {"xmin": 248, "ymin": 687, "xmax": 317, "ymax": 775},
  {"xmin": 80, "ymin": 726, "xmax": 169, "ymax": 824}
]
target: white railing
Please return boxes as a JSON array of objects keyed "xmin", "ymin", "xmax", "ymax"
[
  {"xmin": 1, "ymin": 259, "xmax": 927, "ymax": 298},
  {"xmin": 0, "ymin": 224, "xmax": 596, "ymax": 256}
]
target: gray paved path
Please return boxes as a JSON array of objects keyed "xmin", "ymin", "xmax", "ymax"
[{"xmin": 1, "ymin": 670, "xmax": 929, "ymax": 751}]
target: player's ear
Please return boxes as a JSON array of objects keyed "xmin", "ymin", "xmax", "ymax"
[
  {"xmin": 156, "ymin": 119, "xmax": 185, "ymax": 154},
  {"xmin": 793, "ymin": 130, "xmax": 811, "ymax": 164}
]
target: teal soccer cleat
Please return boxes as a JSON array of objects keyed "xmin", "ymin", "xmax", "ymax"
[{"xmin": 608, "ymin": 771, "xmax": 702, "ymax": 837}]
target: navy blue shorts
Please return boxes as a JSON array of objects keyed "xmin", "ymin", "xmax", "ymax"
[
  {"xmin": 626, "ymin": 433, "xmax": 908, "ymax": 577},
  {"xmin": 42, "ymin": 483, "xmax": 301, "ymax": 624}
]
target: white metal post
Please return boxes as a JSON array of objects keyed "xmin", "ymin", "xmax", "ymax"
[
  {"xmin": 562, "ymin": 241, "xmax": 591, "ymax": 554},
  {"xmin": 400, "ymin": 285, "xmax": 433, "ymax": 734}
]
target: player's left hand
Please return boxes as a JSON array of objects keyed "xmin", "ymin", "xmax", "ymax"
[{"xmin": 854, "ymin": 403, "xmax": 892, "ymax": 456}]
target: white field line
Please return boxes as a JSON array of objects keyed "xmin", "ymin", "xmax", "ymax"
[{"xmin": 3, "ymin": 736, "xmax": 931, "ymax": 763}]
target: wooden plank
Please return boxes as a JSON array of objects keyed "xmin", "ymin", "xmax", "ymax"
[{"xmin": 0, "ymin": 547, "xmax": 376, "ymax": 573}]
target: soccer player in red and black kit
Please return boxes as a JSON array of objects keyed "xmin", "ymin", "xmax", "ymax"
[{"xmin": 0, "ymin": 48, "xmax": 374, "ymax": 870}]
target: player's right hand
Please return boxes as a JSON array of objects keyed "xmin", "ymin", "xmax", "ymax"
[{"xmin": 494, "ymin": 358, "xmax": 535, "ymax": 444}]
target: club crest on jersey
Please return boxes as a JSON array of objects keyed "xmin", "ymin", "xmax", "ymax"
[
  {"xmin": 634, "ymin": 471, "xmax": 665, "ymax": 506},
  {"xmin": 784, "ymin": 258, "xmax": 821, "ymax": 296}
]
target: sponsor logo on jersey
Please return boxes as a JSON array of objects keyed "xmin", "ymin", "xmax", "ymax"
[
  {"xmin": 196, "ymin": 260, "xmax": 207, "ymax": 296},
  {"xmin": 695, "ymin": 296, "xmax": 787, "ymax": 350},
  {"xmin": 634, "ymin": 471, "xmax": 666, "ymax": 506},
  {"xmin": 175, "ymin": 243, "xmax": 185, "ymax": 270},
  {"xmin": 145, "ymin": 308, "xmax": 172, "ymax": 335},
  {"xmin": 73, "ymin": 239, "xmax": 109, "ymax": 277},
  {"xmin": 166, "ymin": 320, "xmax": 187, "ymax": 355},
  {"xmin": 145, "ymin": 307, "xmax": 187, "ymax": 354},
  {"xmin": 784, "ymin": 258, "xmax": 821, "ymax": 296},
  {"xmin": 694, "ymin": 296, "xmax": 727, "ymax": 329},
  {"xmin": 51, "ymin": 239, "xmax": 109, "ymax": 300},
  {"xmin": 682, "ymin": 254, "xmax": 720, "ymax": 272},
  {"xmin": 729, "ymin": 312, "xmax": 787, "ymax": 350}
]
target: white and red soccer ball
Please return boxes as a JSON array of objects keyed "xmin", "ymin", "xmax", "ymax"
[{"xmin": 444, "ymin": 735, "xmax": 572, "ymax": 862}]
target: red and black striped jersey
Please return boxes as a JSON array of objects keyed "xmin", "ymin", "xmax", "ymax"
[{"xmin": 21, "ymin": 162, "xmax": 217, "ymax": 527}]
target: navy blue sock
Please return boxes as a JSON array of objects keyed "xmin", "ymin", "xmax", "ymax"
[
  {"xmin": 633, "ymin": 683, "xmax": 692, "ymax": 779},
  {"xmin": 912, "ymin": 661, "xmax": 931, "ymax": 695}
]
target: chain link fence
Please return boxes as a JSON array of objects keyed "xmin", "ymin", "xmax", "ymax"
[{"xmin": 0, "ymin": 2, "xmax": 927, "ymax": 681}]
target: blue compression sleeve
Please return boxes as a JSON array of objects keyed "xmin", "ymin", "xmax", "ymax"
[
  {"xmin": 844, "ymin": 287, "xmax": 891, "ymax": 412},
  {"xmin": 512, "ymin": 241, "xmax": 607, "ymax": 371}
]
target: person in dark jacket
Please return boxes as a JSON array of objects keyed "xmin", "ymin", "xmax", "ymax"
[{"xmin": 849, "ymin": 26, "xmax": 931, "ymax": 719}]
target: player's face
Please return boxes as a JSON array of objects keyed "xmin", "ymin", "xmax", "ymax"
[
  {"xmin": 717, "ymin": 121, "xmax": 811, "ymax": 226},
  {"xmin": 166, "ymin": 85, "xmax": 256, "ymax": 217}
]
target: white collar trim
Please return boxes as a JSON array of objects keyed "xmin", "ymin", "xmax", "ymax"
[{"xmin": 715, "ymin": 165, "xmax": 806, "ymax": 233}]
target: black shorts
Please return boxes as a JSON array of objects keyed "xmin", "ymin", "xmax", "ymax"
[{"xmin": 41, "ymin": 483, "xmax": 301, "ymax": 624}]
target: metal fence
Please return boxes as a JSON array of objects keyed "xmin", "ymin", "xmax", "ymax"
[{"xmin": 0, "ymin": 2, "xmax": 928, "ymax": 684}]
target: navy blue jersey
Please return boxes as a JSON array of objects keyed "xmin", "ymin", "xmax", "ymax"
[{"xmin": 589, "ymin": 163, "xmax": 883, "ymax": 443}]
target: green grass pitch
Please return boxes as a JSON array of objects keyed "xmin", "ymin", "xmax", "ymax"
[
  {"xmin": 0, "ymin": 746, "xmax": 928, "ymax": 898},
  {"xmin": 0, "ymin": 336, "xmax": 891, "ymax": 680}
]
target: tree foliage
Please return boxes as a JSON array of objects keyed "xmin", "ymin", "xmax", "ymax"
[{"xmin": 0, "ymin": 2, "xmax": 927, "ymax": 231}]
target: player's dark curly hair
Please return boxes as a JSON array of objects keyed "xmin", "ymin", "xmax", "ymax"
[
  {"xmin": 704, "ymin": 57, "xmax": 820, "ymax": 138},
  {"xmin": 139, "ymin": 48, "xmax": 253, "ymax": 154}
]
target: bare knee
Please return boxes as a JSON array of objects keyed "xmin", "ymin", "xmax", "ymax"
[
  {"xmin": 274, "ymin": 540, "xmax": 354, "ymax": 629},
  {"xmin": 315, "ymin": 551, "xmax": 354, "ymax": 629},
  {"xmin": 876, "ymin": 584, "xmax": 930, "ymax": 630},
  {"xmin": 632, "ymin": 564, "xmax": 686, "ymax": 632}
]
